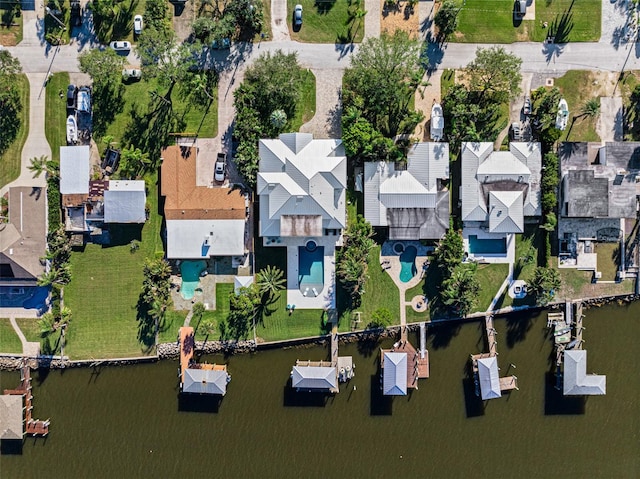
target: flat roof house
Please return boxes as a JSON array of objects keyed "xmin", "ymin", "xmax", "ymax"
[
  {"xmin": 364, "ymin": 142, "xmax": 450, "ymax": 240},
  {"xmin": 460, "ymin": 142, "xmax": 541, "ymax": 261},
  {"xmin": 161, "ymin": 145, "xmax": 247, "ymax": 259},
  {"xmin": 257, "ymin": 133, "xmax": 346, "ymax": 309}
]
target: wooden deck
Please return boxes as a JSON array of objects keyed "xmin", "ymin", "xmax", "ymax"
[
  {"xmin": 382, "ymin": 338, "xmax": 429, "ymax": 391},
  {"xmin": 179, "ymin": 327, "xmax": 195, "ymax": 384},
  {"xmin": 3, "ymin": 365, "xmax": 50, "ymax": 437},
  {"xmin": 499, "ymin": 375, "xmax": 518, "ymax": 392},
  {"xmin": 330, "ymin": 325, "xmax": 338, "ymax": 367},
  {"xmin": 485, "ymin": 315, "xmax": 498, "ymax": 357}
]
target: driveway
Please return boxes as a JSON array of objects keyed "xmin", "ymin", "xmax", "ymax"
[
  {"xmin": 597, "ymin": 96, "xmax": 624, "ymax": 142},
  {"xmin": 299, "ymin": 68, "xmax": 343, "ymax": 138},
  {"xmin": 271, "ymin": 0, "xmax": 291, "ymax": 41}
]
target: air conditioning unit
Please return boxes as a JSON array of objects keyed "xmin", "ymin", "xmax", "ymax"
[{"xmin": 594, "ymin": 271, "xmax": 602, "ymax": 279}]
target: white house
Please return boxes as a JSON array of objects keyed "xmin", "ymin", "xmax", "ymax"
[
  {"xmin": 257, "ymin": 133, "xmax": 346, "ymax": 309},
  {"xmin": 460, "ymin": 142, "xmax": 541, "ymax": 262},
  {"xmin": 364, "ymin": 142, "xmax": 450, "ymax": 240}
]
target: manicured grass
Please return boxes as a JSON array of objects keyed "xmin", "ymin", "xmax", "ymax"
[
  {"xmin": 15, "ymin": 318, "xmax": 63, "ymax": 356},
  {"xmin": 0, "ymin": 318, "xmax": 22, "ymax": 354},
  {"xmin": 358, "ymin": 245, "xmax": 401, "ymax": 325},
  {"xmin": 0, "ymin": 8, "xmax": 23, "ymax": 45},
  {"xmin": 440, "ymin": 69, "xmax": 455, "ymax": 98},
  {"xmin": 595, "ymin": 242, "xmax": 619, "ymax": 282},
  {"xmin": 102, "ymin": 77, "xmax": 217, "ymax": 147},
  {"xmin": 0, "ymin": 73, "xmax": 28, "ymax": 189},
  {"xmin": 259, "ymin": 0, "xmax": 272, "ymax": 40},
  {"xmin": 454, "ymin": 0, "xmax": 600, "ymax": 43},
  {"xmin": 290, "ymin": 69, "xmax": 316, "ymax": 132},
  {"xmin": 15, "ymin": 318, "xmax": 41, "ymax": 342},
  {"xmin": 496, "ymin": 228, "xmax": 541, "ymax": 309},
  {"xmin": 63, "ymin": 177, "xmax": 163, "ymax": 359},
  {"xmin": 554, "ymin": 70, "xmax": 600, "ymax": 142},
  {"xmin": 256, "ymin": 292, "xmax": 327, "ymax": 341},
  {"xmin": 287, "ymin": 0, "xmax": 364, "ymax": 44},
  {"xmin": 475, "ymin": 263, "xmax": 509, "ymax": 312},
  {"xmin": 45, "ymin": 72, "xmax": 70, "ymax": 165}
]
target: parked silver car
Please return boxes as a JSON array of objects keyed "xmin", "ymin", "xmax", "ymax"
[{"xmin": 110, "ymin": 41, "xmax": 131, "ymax": 52}]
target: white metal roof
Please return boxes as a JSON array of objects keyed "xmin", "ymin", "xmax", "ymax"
[
  {"xmin": 477, "ymin": 357, "xmax": 502, "ymax": 400},
  {"xmin": 257, "ymin": 133, "xmax": 346, "ymax": 237},
  {"xmin": 489, "ymin": 191, "xmax": 524, "ymax": 233},
  {"xmin": 563, "ymin": 350, "xmax": 606, "ymax": 395},
  {"xmin": 60, "ymin": 146, "xmax": 90, "ymax": 194},
  {"xmin": 291, "ymin": 365, "xmax": 337, "ymax": 390},
  {"xmin": 165, "ymin": 219, "xmax": 245, "ymax": 259},
  {"xmin": 382, "ymin": 351, "xmax": 407, "ymax": 396},
  {"xmin": 183, "ymin": 368, "xmax": 229, "ymax": 395},
  {"xmin": 234, "ymin": 275, "xmax": 254, "ymax": 294}
]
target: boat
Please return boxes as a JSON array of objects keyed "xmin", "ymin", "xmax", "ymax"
[
  {"xmin": 430, "ymin": 102, "xmax": 444, "ymax": 141},
  {"xmin": 555, "ymin": 98, "xmax": 569, "ymax": 131},
  {"xmin": 66, "ymin": 115, "xmax": 78, "ymax": 145}
]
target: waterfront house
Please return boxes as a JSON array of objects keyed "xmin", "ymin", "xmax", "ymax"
[
  {"xmin": 563, "ymin": 350, "xmax": 606, "ymax": 396},
  {"xmin": 364, "ymin": 142, "xmax": 450, "ymax": 240},
  {"xmin": 558, "ymin": 142, "xmax": 639, "ymax": 278},
  {"xmin": 460, "ymin": 142, "xmax": 541, "ymax": 263},
  {"xmin": 0, "ymin": 187, "xmax": 46, "ymax": 288},
  {"xmin": 257, "ymin": 133, "xmax": 346, "ymax": 309},
  {"xmin": 161, "ymin": 145, "xmax": 248, "ymax": 261},
  {"xmin": 60, "ymin": 146, "xmax": 146, "ymax": 238}
]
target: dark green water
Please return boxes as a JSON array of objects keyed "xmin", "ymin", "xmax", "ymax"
[{"xmin": 1, "ymin": 303, "xmax": 639, "ymax": 478}]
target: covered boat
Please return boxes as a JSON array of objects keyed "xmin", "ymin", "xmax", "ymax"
[
  {"xmin": 431, "ymin": 102, "xmax": 444, "ymax": 141},
  {"xmin": 66, "ymin": 115, "xmax": 78, "ymax": 145}
]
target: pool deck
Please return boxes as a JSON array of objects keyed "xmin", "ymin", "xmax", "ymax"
[
  {"xmin": 462, "ymin": 228, "xmax": 516, "ymax": 264},
  {"xmin": 265, "ymin": 236, "xmax": 341, "ymax": 310}
]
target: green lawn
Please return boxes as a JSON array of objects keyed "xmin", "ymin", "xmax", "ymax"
[
  {"xmin": 0, "ymin": 73, "xmax": 29, "ymax": 189},
  {"xmin": 357, "ymin": 245, "xmax": 401, "ymax": 326},
  {"xmin": 495, "ymin": 228, "xmax": 541, "ymax": 309},
  {"xmin": 256, "ymin": 292, "xmax": 328, "ymax": 341},
  {"xmin": 454, "ymin": 0, "xmax": 600, "ymax": 43},
  {"xmin": 287, "ymin": 0, "xmax": 364, "ymax": 43},
  {"xmin": 63, "ymin": 177, "xmax": 163, "ymax": 359},
  {"xmin": 45, "ymin": 72, "xmax": 70, "ymax": 165},
  {"xmin": 290, "ymin": 69, "xmax": 316, "ymax": 132},
  {"xmin": 0, "ymin": 7, "xmax": 23, "ymax": 45},
  {"xmin": 102, "ymin": 76, "xmax": 217, "ymax": 148},
  {"xmin": 554, "ymin": 71, "xmax": 600, "ymax": 142},
  {"xmin": 15, "ymin": 318, "xmax": 40, "ymax": 342},
  {"xmin": 595, "ymin": 242, "xmax": 620, "ymax": 282},
  {"xmin": 475, "ymin": 263, "xmax": 510, "ymax": 312},
  {"xmin": 0, "ymin": 318, "xmax": 22, "ymax": 354},
  {"xmin": 440, "ymin": 69, "xmax": 455, "ymax": 99}
]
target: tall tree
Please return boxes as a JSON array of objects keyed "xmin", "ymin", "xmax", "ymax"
[
  {"xmin": 529, "ymin": 266, "xmax": 561, "ymax": 306},
  {"xmin": 257, "ymin": 265, "xmax": 286, "ymax": 297},
  {"xmin": 343, "ymin": 30, "xmax": 425, "ymax": 138},
  {"xmin": 227, "ymin": 285, "xmax": 260, "ymax": 339},
  {"xmin": 198, "ymin": 318, "xmax": 217, "ymax": 348},
  {"xmin": 434, "ymin": 0, "xmax": 459, "ymax": 40},
  {"xmin": 0, "ymin": 50, "xmax": 23, "ymax": 156},
  {"xmin": 441, "ymin": 264, "xmax": 480, "ymax": 317},
  {"xmin": 463, "ymin": 47, "xmax": 523, "ymax": 102},
  {"xmin": 433, "ymin": 224, "xmax": 464, "ymax": 274},
  {"xmin": 28, "ymin": 155, "xmax": 59, "ymax": 179}
]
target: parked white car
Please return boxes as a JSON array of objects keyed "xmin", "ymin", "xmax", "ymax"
[
  {"xmin": 110, "ymin": 41, "xmax": 131, "ymax": 52},
  {"xmin": 133, "ymin": 15, "xmax": 143, "ymax": 35}
]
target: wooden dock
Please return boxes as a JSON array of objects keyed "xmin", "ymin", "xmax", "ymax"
[
  {"xmin": 574, "ymin": 302, "xmax": 584, "ymax": 348},
  {"xmin": 499, "ymin": 375, "xmax": 518, "ymax": 392},
  {"xmin": 3, "ymin": 365, "xmax": 50, "ymax": 437},
  {"xmin": 179, "ymin": 327, "xmax": 195, "ymax": 383},
  {"xmin": 382, "ymin": 338, "xmax": 429, "ymax": 392},
  {"xmin": 485, "ymin": 315, "xmax": 498, "ymax": 357},
  {"xmin": 330, "ymin": 325, "xmax": 338, "ymax": 367}
]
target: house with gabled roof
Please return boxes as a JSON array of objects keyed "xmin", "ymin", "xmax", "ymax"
[
  {"xmin": 364, "ymin": 142, "xmax": 450, "ymax": 240},
  {"xmin": 161, "ymin": 145, "xmax": 248, "ymax": 260},
  {"xmin": 563, "ymin": 350, "xmax": 606, "ymax": 396},
  {"xmin": 257, "ymin": 133, "xmax": 346, "ymax": 309},
  {"xmin": 460, "ymin": 142, "xmax": 542, "ymax": 262}
]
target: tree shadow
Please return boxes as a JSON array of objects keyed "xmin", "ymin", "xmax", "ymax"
[
  {"xmin": 611, "ymin": 25, "xmax": 625, "ymax": 51},
  {"xmin": 427, "ymin": 320, "xmax": 462, "ymax": 350},
  {"xmin": 424, "ymin": 31, "xmax": 446, "ymax": 75},
  {"xmin": 136, "ymin": 296, "xmax": 156, "ymax": 352},
  {"xmin": 110, "ymin": 0, "xmax": 139, "ymax": 41},
  {"xmin": 356, "ymin": 334, "xmax": 381, "ymax": 357},
  {"xmin": 504, "ymin": 309, "xmax": 537, "ymax": 348},
  {"xmin": 315, "ymin": 0, "xmax": 336, "ymax": 14}
]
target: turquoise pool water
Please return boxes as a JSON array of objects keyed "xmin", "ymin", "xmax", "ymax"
[
  {"xmin": 399, "ymin": 245, "xmax": 417, "ymax": 283},
  {"xmin": 469, "ymin": 235, "xmax": 507, "ymax": 255},
  {"xmin": 180, "ymin": 260, "xmax": 207, "ymax": 300},
  {"xmin": 298, "ymin": 245, "xmax": 324, "ymax": 293}
]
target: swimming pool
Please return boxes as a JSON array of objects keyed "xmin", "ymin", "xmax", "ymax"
[
  {"xmin": 399, "ymin": 245, "xmax": 417, "ymax": 283},
  {"xmin": 181, "ymin": 260, "xmax": 207, "ymax": 300},
  {"xmin": 468, "ymin": 235, "xmax": 507, "ymax": 255},
  {"xmin": 298, "ymin": 243, "xmax": 324, "ymax": 295}
]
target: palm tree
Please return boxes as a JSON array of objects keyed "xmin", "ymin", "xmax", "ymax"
[
  {"xmin": 257, "ymin": 266, "xmax": 286, "ymax": 297},
  {"xmin": 192, "ymin": 302, "xmax": 205, "ymax": 327},
  {"xmin": 57, "ymin": 306, "xmax": 72, "ymax": 330},
  {"xmin": 269, "ymin": 110, "xmax": 287, "ymax": 131},
  {"xmin": 37, "ymin": 269, "xmax": 58, "ymax": 287},
  {"xmin": 579, "ymin": 98, "xmax": 600, "ymax": 119},
  {"xmin": 28, "ymin": 155, "xmax": 59, "ymax": 179},
  {"xmin": 38, "ymin": 312, "xmax": 56, "ymax": 337},
  {"xmin": 199, "ymin": 318, "xmax": 217, "ymax": 349}
]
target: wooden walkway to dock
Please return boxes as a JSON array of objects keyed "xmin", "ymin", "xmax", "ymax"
[
  {"xmin": 179, "ymin": 327, "xmax": 195, "ymax": 383},
  {"xmin": 485, "ymin": 315, "xmax": 498, "ymax": 357},
  {"xmin": 330, "ymin": 324, "xmax": 338, "ymax": 367},
  {"xmin": 3, "ymin": 365, "xmax": 50, "ymax": 436}
]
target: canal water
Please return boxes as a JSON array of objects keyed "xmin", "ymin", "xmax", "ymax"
[{"xmin": 1, "ymin": 302, "xmax": 638, "ymax": 478}]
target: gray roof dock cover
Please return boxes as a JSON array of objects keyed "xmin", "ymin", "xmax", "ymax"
[
  {"xmin": 563, "ymin": 350, "xmax": 606, "ymax": 395},
  {"xmin": 477, "ymin": 357, "xmax": 502, "ymax": 400},
  {"xmin": 291, "ymin": 366, "xmax": 337, "ymax": 390},
  {"xmin": 382, "ymin": 351, "xmax": 408, "ymax": 396},
  {"xmin": 183, "ymin": 368, "xmax": 230, "ymax": 395}
]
